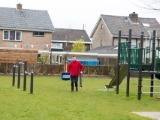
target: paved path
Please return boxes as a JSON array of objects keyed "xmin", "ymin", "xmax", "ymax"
[{"xmin": 132, "ymin": 112, "xmax": 160, "ymax": 120}]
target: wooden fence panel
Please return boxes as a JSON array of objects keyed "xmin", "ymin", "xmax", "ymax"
[{"xmin": 0, "ymin": 49, "xmax": 38, "ymax": 64}]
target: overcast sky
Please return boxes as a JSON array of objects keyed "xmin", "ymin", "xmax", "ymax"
[{"xmin": 1, "ymin": 0, "xmax": 160, "ymax": 36}]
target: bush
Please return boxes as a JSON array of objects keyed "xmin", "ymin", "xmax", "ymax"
[{"xmin": 38, "ymin": 55, "xmax": 49, "ymax": 64}]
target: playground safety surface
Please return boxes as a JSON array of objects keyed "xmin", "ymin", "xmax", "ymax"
[{"xmin": 132, "ymin": 112, "xmax": 160, "ymax": 120}]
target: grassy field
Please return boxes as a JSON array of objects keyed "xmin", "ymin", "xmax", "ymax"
[{"xmin": 0, "ymin": 75, "xmax": 160, "ymax": 120}]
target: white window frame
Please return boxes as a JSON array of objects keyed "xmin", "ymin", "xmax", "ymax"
[
  {"xmin": 3, "ymin": 30, "xmax": 22, "ymax": 41},
  {"xmin": 51, "ymin": 43, "xmax": 63, "ymax": 49},
  {"xmin": 52, "ymin": 55, "xmax": 54, "ymax": 63},
  {"xmin": 131, "ymin": 39, "xmax": 136, "ymax": 48},
  {"xmin": 121, "ymin": 38, "xmax": 127, "ymax": 42}
]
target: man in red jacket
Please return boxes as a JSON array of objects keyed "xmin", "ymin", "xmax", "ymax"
[{"xmin": 67, "ymin": 55, "xmax": 84, "ymax": 92}]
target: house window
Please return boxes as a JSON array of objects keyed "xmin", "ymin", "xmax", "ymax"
[
  {"xmin": 4, "ymin": 31, "xmax": 9, "ymax": 39},
  {"xmin": 33, "ymin": 32, "xmax": 44, "ymax": 36},
  {"xmin": 142, "ymin": 23, "xmax": 150, "ymax": 27},
  {"xmin": 56, "ymin": 55, "xmax": 59, "ymax": 63},
  {"xmin": 3, "ymin": 30, "xmax": 22, "ymax": 41},
  {"xmin": 51, "ymin": 43, "xmax": 63, "ymax": 49},
  {"xmin": 101, "ymin": 24, "xmax": 103, "ymax": 29},
  {"xmin": 146, "ymin": 39, "xmax": 150, "ymax": 47},
  {"xmin": 131, "ymin": 39, "xmax": 136, "ymax": 48},
  {"xmin": 59, "ymin": 55, "xmax": 62, "ymax": 64},
  {"xmin": 121, "ymin": 39, "xmax": 127, "ymax": 42},
  {"xmin": 10, "ymin": 31, "xmax": 15, "ymax": 40},
  {"xmin": 16, "ymin": 31, "xmax": 21, "ymax": 40},
  {"xmin": 52, "ymin": 56, "xmax": 54, "ymax": 63}
]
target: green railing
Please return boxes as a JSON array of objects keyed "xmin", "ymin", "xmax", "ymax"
[{"xmin": 119, "ymin": 42, "xmax": 128, "ymax": 63}]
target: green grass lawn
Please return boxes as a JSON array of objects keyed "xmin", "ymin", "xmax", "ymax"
[{"xmin": 0, "ymin": 75, "xmax": 160, "ymax": 120}]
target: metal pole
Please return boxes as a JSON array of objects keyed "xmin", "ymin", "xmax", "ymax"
[
  {"xmin": 150, "ymin": 30, "xmax": 156, "ymax": 97},
  {"xmin": 138, "ymin": 32, "xmax": 144, "ymax": 100},
  {"xmin": 17, "ymin": 60, "xmax": 21, "ymax": 88},
  {"xmin": 126, "ymin": 29, "xmax": 132, "ymax": 97},
  {"xmin": 30, "ymin": 70, "xmax": 34, "ymax": 94},
  {"xmin": 80, "ymin": 73, "xmax": 82, "ymax": 87},
  {"xmin": 23, "ymin": 60, "xmax": 27, "ymax": 91},
  {"xmin": 12, "ymin": 63, "xmax": 16, "ymax": 86},
  {"xmin": 116, "ymin": 30, "xmax": 121, "ymax": 94}
]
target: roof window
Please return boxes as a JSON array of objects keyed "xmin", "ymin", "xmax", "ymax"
[{"xmin": 142, "ymin": 23, "xmax": 150, "ymax": 27}]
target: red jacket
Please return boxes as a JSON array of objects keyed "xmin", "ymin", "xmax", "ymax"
[{"xmin": 67, "ymin": 60, "xmax": 84, "ymax": 76}]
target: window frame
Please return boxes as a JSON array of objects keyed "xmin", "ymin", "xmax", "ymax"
[
  {"xmin": 52, "ymin": 55, "xmax": 54, "ymax": 63},
  {"xmin": 51, "ymin": 43, "xmax": 63, "ymax": 49},
  {"xmin": 59, "ymin": 55, "xmax": 62, "ymax": 64},
  {"xmin": 3, "ymin": 30, "xmax": 22, "ymax": 41},
  {"xmin": 33, "ymin": 31, "xmax": 45, "ymax": 37},
  {"xmin": 142, "ymin": 23, "xmax": 150, "ymax": 27},
  {"xmin": 121, "ymin": 38, "xmax": 127, "ymax": 42},
  {"xmin": 131, "ymin": 39, "xmax": 137, "ymax": 48},
  {"xmin": 101, "ymin": 24, "xmax": 103, "ymax": 29},
  {"xmin": 3, "ymin": 31, "xmax": 9, "ymax": 40}
]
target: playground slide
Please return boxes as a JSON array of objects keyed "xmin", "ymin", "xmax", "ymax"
[
  {"xmin": 155, "ymin": 74, "xmax": 160, "ymax": 80},
  {"xmin": 106, "ymin": 65, "xmax": 128, "ymax": 88}
]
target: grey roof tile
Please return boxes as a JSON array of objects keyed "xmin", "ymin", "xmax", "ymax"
[
  {"xmin": 101, "ymin": 14, "xmax": 160, "ymax": 37},
  {"xmin": 52, "ymin": 28, "xmax": 91, "ymax": 42},
  {"xmin": 87, "ymin": 46, "xmax": 118, "ymax": 54},
  {"xmin": 0, "ymin": 7, "xmax": 54, "ymax": 31}
]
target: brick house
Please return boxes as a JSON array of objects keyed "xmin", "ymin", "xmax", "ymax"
[
  {"xmin": 0, "ymin": 3, "xmax": 54, "ymax": 50},
  {"xmin": 51, "ymin": 28, "xmax": 91, "ymax": 52},
  {"xmin": 90, "ymin": 12, "xmax": 160, "ymax": 49}
]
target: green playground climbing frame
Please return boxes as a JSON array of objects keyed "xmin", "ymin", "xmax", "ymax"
[{"xmin": 119, "ymin": 36, "xmax": 160, "ymax": 72}]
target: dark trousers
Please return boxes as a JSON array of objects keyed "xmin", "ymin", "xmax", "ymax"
[{"xmin": 71, "ymin": 76, "xmax": 78, "ymax": 90}]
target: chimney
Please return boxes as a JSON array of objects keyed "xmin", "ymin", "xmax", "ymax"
[
  {"xmin": 17, "ymin": 3, "xmax": 22, "ymax": 10},
  {"xmin": 129, "ymin": 12, "xmax": 138, "ymax": 23}
]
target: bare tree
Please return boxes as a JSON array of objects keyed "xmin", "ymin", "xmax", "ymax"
[
  {"xmin": 65, "ymin": 29, "xmax": 71, "ymax": 52},
  {"xmin": 134, "ymin": 0, "xmax": 160, "ymax": 12}
]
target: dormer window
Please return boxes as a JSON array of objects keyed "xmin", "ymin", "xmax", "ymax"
[
  {"xmin": 101, "ymin": 24, "xmax": 103, "ymax": 29},
  {"xmin": 142, "ymin": 23, "xmax": 150, "ymax": 27}
]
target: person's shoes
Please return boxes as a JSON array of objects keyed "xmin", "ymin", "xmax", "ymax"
[
  {"xmin": 76, "ymin": 87, "xmax": 78, "ymax": 92},
  {"xmin": 71, "ymin": 89, "xmax": 74, "ymax": 92}
]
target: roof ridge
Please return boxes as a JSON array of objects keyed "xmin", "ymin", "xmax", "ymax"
[
  {"xmin": 101, "ymin": 14, "xmax": 127, "ymax": 18},
  {"xmin": 0, "ymin": 6, "xmax": 47, "ymax": 11},
  {"xmin": 101, "ymin": 14, "xmax": 156, "ymax": 19},
  {"xmin": 55, "ymin": 28, "xmax": 85, "ymax": 31}
]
